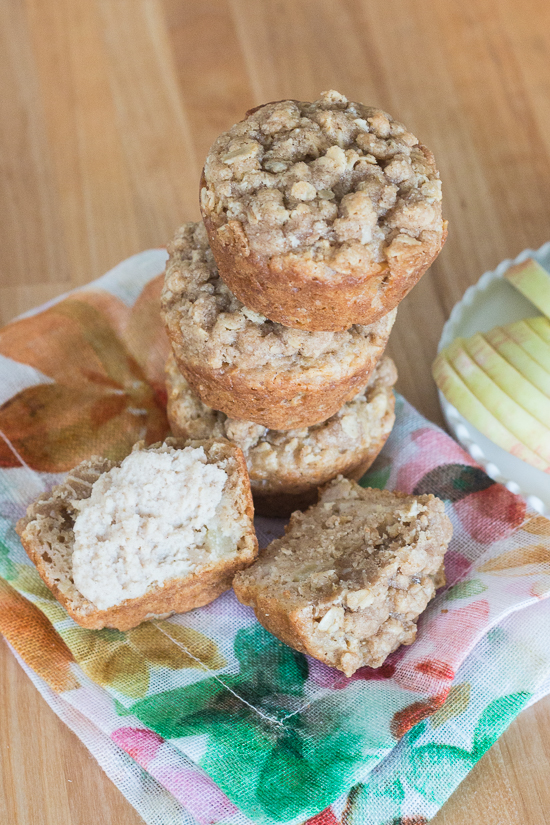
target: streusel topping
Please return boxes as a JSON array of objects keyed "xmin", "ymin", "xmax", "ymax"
[
  {"xmin": 201, "ymin": 90, "xmax": 443, "ymax": 264},
  {"xmin": 161, "ymin": 222, "xmax": 396, "ymax": 377}
]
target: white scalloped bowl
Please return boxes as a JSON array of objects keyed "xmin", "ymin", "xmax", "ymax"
[{"xmin": 438, "ymin": 240, "xmax": 550, "ymax": 515}]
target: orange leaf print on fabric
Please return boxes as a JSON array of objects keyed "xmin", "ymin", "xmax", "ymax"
[
  {"xmin": 128, "ymin": 622, "xmax": 227, "ymax": 671},
  {"xmin": 414, "ymin": 660, "xmax": 455, "ymax": 681},
  {"xmin": 0, "ymin": 295, "xmax": 127, "ymax": 386},
  {"xmin": 59, "ymin": 622, "xmax": 226, "ymax": 699},
  {"xmin": 0, "ymin": 579, "xmax": 79, "ymax": 692},
  {"xmin": 430, "ymin": 682, "xmax": 471, "ymax": 728},
  {"xmin": 390, "ymin": 694, "xmax": 447, "ymax": 739},
  {"xmin": 478, "ymin": 545, "xmax": 550, "ymax": 574},
  {"xmin": 0, "ymin": 289, "xmax": 169, "ymax": 472},
  {"xmin": 522, "ymin": 516, "xmax": 550, "ymax": 537},
  {"xmin": 121, "ymin": 274, "xmax": 171, "ymax": 402},
  {"xmin": 530, "ymin": 576, "xmax": 550, "ymax": 599},
  {"xmin": 61, "ymin": 626, "xmax": 150, "ymax": 699}
]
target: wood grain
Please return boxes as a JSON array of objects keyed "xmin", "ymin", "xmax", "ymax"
[{"xmin": 2, "ymin": 0, "xmax": 550, "ymax": 822}]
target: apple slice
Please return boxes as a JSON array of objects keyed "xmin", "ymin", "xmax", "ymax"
[
  {"xmin": 444, "ymin": 339, "xmax": 550, "ymax": 464},
  {"xmin": 483, "ymin": 326, "xmax": 550, "ymax": 396},
  {"xmin": 500, "ymin": 319, "xmax": 550, "ymax": 370},
  {"xmin": 432, "ymin": 353, "xmax": 550, "ymax": 472},
  {"xmin": 525, "ymin": 316, "xmax": 550, "ymax": 346},
  {"xmin": 461, "ymin": 333, "xmax": 550, "ymax": 426},
  {"xmin": 505, "ymin": 258, "xmax": 550, "ymax": 319}
]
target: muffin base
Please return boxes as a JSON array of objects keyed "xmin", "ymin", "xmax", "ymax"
[
  {"xmin": 174, "ymin": 351, "xmax": 381, "ymax": 430},
  {"xmin": 166, "ymin": 353, "xmax": 397, "ymax": 517},
  {"xmin": 171, "ymin": 309, "xmax": 394, "ymax": 430},
  {"xmin": 202, "ymin": 181, "xmax": 446, "ymax": 333}
]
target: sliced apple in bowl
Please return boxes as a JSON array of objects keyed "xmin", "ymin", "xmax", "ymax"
[
  {"xmin": 436, "ymin": 251, "xmax": 550, "ymax": 509},
  {"xmin": 504, "ymin": 258, "xmax": 550, "ymax": 319},
  {"xmin": 434, "ymin": 330, "xmax": 550, "ymax": 474},
  {"xmin": 432, "ymin": 352, "xmax": 550, "ymax": 472},
  {"xmin": 482, "ymin": 324, "xmax": 550, "ymax": 397},
  {"xmin": 458, "ymin": 334, "xmax": 550, "ymax": 428}
]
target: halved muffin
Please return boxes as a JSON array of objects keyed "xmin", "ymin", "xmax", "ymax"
[
  {"xmin": 233, "ymin": 477, "xmax": 452, "ymax": 676},
  {"xmin": 200, "ymin": 90, "xmax": 446, "ymax": 332},
  {"xmin": 161, "ymin": 221, "xmax": 396, "ymax": 430},
  {"xmin": 16, "ymin": 438, "xmax": 258, "ymax": 630},
  {"xmin": 166, "ymin": 352, "xmax": 397, "ymax": 516}
]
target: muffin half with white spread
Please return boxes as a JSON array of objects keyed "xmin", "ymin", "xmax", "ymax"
[{"xmin": 16, "ymin": 438, "xmax": 258, "ymax": 630}]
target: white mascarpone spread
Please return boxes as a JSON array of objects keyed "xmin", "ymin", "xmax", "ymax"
[{"xmin": 72, "ymin": 445, "xmax": 227, "ymax": 610}]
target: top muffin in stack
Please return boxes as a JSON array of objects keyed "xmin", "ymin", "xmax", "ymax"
[
  {"xmin": 200, "ymin": 89, "xmax": 445, "ymax": 332},
  {"xmin": 161, "ymin": 91, "xmax": 445, "ymax": 515}
]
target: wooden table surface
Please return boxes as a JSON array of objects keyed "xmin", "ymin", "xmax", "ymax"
[{"xmin": 2, "ymin": 1, "xmax": 550, "ymax": 822}]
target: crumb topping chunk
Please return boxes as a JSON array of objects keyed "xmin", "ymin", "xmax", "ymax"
[
  {"xmin": 162, "ymin": 221, "xmax": 396, "ymax": 374},
  {"xmin": 202, "ymin": 90, "xmax": 443, "ymax": 264}
]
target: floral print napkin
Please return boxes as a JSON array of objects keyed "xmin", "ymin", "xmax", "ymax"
[{"xmin": 1, "ymin": 250, "xmax": 550, "ymax": 825}]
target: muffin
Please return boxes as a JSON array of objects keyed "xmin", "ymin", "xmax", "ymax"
[
  {"xmin": 200, "ymin": 90, "xmax": 446, "ymax": 332},
  {"xmin": 233, "ymin": 477, "xmax": 452, "ymax": 677},
  {"xmin": 161, "ymin": 221, "xmax": 396, "ymax": 430},
  {"xmin": 16, "ymin": 438, "xmax": 258, "ymax": 630},
  {"xmin": 166, "ymin": 352, "xmax": 397, "ymax": 516}
]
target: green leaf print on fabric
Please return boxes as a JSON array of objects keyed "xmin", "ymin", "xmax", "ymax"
[
  {"xmin": 255, "ymin": 709, "xmax": 378, "ymax": 819},
  {"xmin": 406, "ymin": 744, "xmax": 475, "ymax": 804},
  {"xmin": 345, "ymin": 778, "xmax": 405, "ymax": 824},
  {"xmin": 404, "ymin": 719, "xmax": 428, "ymax": 747},
  {"xmin": 0, "ymin": 537, "xmax": 17, "ymax": 580},
  {"xmin": 0, "ymin": 519, "xmax": 21, "ymax": 581},
  {"xmin": 487, "ymin": 626, "xmax": 507, "ymax": 645},
  {"xmin": 129, "ymin": 625, "xmax": 308, "ymax": 730},
  {"xmin": 402, "ymin": 691, "xmax": 531, "ymax": 808},
  {"xmin": 233, "ymin": 621, "xmax": 308, "ymax": 699},
  {"xmin": 126, "ymin": 625, "xmax": 313, "ymax": 819},
  {"xmin": 472, "ymin": 692, "xmax": 530, "ymax": 758},
  {"xmin": 125, "ymin": 626, "xmax": 402, "ymax": 822},
  {"xmin": 359, "ymin": 460, "xmax": 391, "ymax": 490},
  {"xmin": 445, "ymin": 580, "xmax": 488, "ymax": 601}
]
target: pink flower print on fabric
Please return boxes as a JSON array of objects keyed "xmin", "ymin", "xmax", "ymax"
[
  {"xmin": 153, "ymin": 767, "xmax": 239, "ymax": 824},
  {"xmin": 304, "ymin": 807, "xmax": 340, "ymax": 825},
  {"xmin": 396, "ymin": 428, "xmax": 476, "ymax": 493},
  {"xmin": 444, "ymin": 550, "xmax": 473, "ymax": 586},
  {"xmin": 393, "ymin": 600, "xmax": 491, "ymax": 695},
  {"xmin": 306, "ymin": 644, "xmax": 410, "ymax": 690},
  {"xmin": 454, "ymin": 485, "xmax": 526, "ymax": 544},
  {"xmin": 306, "ymin": 657, "xmax": 345, "ymax": 688},
  {"xmin": 111, "ymin": 727, "xmax": 164, "ymax": 769}
]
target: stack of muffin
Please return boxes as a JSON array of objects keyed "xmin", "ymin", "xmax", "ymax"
[{"xmin": 161, "ymin": 91, "xmax": 446, "ymax": 517}]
